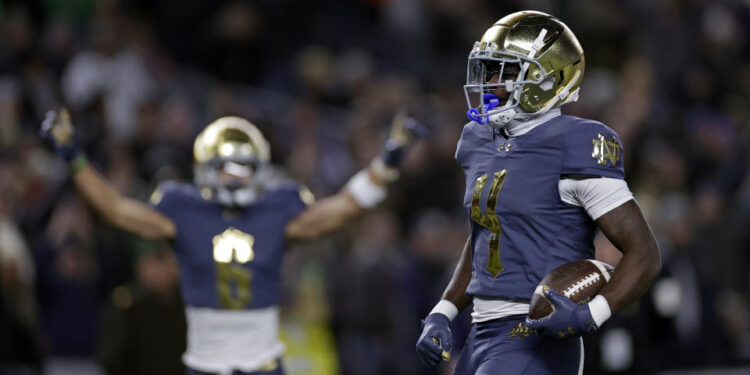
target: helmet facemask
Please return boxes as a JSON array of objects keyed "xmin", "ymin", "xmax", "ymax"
[
  {"xmin": 195, "ymin": 158, "xmax": 268, "ymax": 208},
  {"xmin": 193, "ymin": 117, "xmax": 271, "ymax": 207},
  {"xmin": 464, "ymin": 43, "xmax": 547, "ymax": 128}
]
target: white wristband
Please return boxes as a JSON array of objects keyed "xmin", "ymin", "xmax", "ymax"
[
  {"xmin": 588, "ymin": 295, "xmax": 612, "ymax": 328},
  {"xmin": 346, "ymin": 170, "xmax": 387, "ymax": 208},
  {"xmin": 430, "ymin": 299, "xmax": 459, "ymax": 322}
]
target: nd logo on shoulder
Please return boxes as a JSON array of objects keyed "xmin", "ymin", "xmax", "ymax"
[{"xmin": 591, "ymin": 134, "xmax": 620, "ymax": 166}]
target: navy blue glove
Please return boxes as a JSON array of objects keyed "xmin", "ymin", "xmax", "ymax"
[
  {"xmin": 380, "ymin": 111, "xmax": 429, "ymax": 167},
  {"xmin": 40, "ymin": 108, "xmax": 82, "ymax": 162},
  {"xmin": 416, "ymin": 313, "xmax": 452, "ymax": 366},
  {"xmin": 525, "ymin": 286, "xmax": 598, "ymax": 340}
]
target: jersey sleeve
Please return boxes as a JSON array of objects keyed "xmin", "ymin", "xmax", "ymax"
[
  {"xmin": 148, "ymin": 181, "xmax": 184, "ymax": 222},
  {"xmin": 454, "ymin": 124, "xmax": 470, "ymax": 167},
  {"xmin": 290, "ymin": 185, "xmax": 314, "ymax": 217},
  {"xmin": 455, "ymin": 122, "xmax": 490, "ymax": 170},
  {"xmin": 558, "ymin": 178, "xmax": 633, "ymax": 220},
  {"xmin": 562, "ymin": 121, "xmax": 625, "ymax": 179},
  {"xmin": 274, "ymin": 184, "xmax": 313, "ymax": 221}
]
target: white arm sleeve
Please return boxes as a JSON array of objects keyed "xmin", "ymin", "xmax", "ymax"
[{"xmin": 559, "ymin": 178, "xmax": 634, "ymax": 220}]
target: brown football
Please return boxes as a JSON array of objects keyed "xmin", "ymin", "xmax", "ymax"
[{"xmin": 528, "ymin": 259, "xmax": 614, "ymax": 320}]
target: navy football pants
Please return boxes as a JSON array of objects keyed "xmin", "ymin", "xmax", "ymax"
[{"xmin": 454, "ymin": 315, "xmax": 583, "ymax": 375}]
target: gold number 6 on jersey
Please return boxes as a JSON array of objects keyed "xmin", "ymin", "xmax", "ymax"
[
  {"xmin": 471, "ymin": 170, "xmax": 508, "ymax": 277},
  {"xmin": 213, "ymin": 228, "xmax": 255, "ymax": 309}
]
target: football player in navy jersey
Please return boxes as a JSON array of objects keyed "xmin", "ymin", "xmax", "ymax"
[
  {"xmin": 41, "ymin": 110, "xmax": 424, "ymax": 375},
  {"xmin": 416, "ymin": 11, "xmax": 661, "ymax": 374}
]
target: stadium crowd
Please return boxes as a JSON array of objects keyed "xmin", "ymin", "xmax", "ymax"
[{"xmin": 0, "ymin": 0, "xmax": 748, "ymax": 374}]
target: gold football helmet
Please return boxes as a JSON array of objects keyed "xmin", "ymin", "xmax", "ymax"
[
  {"xmin": 464, "ymin": 10, "xmax": 584, "ymax": 127},
  {"xmin": 193, "ymin": 116, "xmax": 270, "ymax": 206}
]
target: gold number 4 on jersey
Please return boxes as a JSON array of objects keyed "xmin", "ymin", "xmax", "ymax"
[{"xmin": 471, "ymin": 170, "xmax": 508, "ymax": 277}]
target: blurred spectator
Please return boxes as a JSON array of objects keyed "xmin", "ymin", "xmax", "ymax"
[
  {"xmin": 0, "ymin": 176, "xmax": 44, "ymax": 374},
  {"xmin": 97, "ymin": 245, "xmax": 186, "ymax": 375},
  {"xmin": 33, "ymin": 195, "xmax": 132, "ymax": 375},
  {"xmin": 0, "ymin": 76, "xmax": 22, "ymax": 154},
  {"xmin": 33, "ymin": 196, "xmax": 103, "ymax": 375},
  {"xmin": 193, "ymin": 1, "xmax": 268, "ymax": 85},
  {"xmin": 62, "ymin": 0, "xmax": 155, "ymax": 142},
  {"xmin": 329, "ymin": 210, "xmax": 420, "ymax": 375}
]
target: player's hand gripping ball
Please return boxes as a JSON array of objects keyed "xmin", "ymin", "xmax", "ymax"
[{"xmin": 526, "ymin": 259, "xmax": 614, "ymax": 339}]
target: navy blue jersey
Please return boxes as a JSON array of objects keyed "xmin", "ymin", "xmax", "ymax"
[
  {"xmin": 455, "ymin": 115, "xmax": 624, "ymax": 301},
  {"xmin": 151, "ymin": 182, "xmax": 308, "ymax": 310}
]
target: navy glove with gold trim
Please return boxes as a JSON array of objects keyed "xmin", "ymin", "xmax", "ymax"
[
  {"xmin": 525, "ymin": 287, "xmax": 598, "ymax": 340},
  {"xmin": 40, "ymin": 108, "xmax": 82, "ymax": 162},
  {"xmin": 416, "ymin": 313, "xmax": 452, "ymax": 366},
  {"xmin": 380, "ymin": 111, "xmax": 428, "ymax": 168}
]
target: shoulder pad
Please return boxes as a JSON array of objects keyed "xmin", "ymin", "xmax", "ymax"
[
  {"xmin": 298, "ymin": 185, "xmax": 316, "ymax": 206},
  {"xmin": 149, "ymin": 180, "xmax": 193, "ymax": 205},
  {"xmin": 456, "ymin": 121, "xmax": 493, "ymax": 165}
]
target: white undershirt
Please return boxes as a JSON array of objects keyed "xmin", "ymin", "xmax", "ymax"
[
  {"xmin": 559, "ymin": 178, "xmax": 633, "ymax": 220},
  {"xmin": 505, "ymin": 107, "xmax": 562, "ymax": 137},
  {"xmin": 183, "ymin": 306, "xmax": 284, "ymax": 374},
  {"xmin": 471, "ymin": 110, "xmax": 633, "ymax": 323}
]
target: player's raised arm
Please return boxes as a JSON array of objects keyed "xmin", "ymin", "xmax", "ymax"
[
  {"xmin": 40, "ymin": 109, "xmax": 176, "ymax": 241},
  {"xmin": 284, "ymin": 112, "xmax": 426, "ymax": 242},
  {"xmin": 416, "ymin": 236, "xmax": 472, "ymax": 366}
]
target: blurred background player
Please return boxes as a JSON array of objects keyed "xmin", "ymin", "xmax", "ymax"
[
  {"xmin": 1, "ymin": 0, "xmax": 749, "ymax": 374},
  {"xmin": 416, "ymin": 11, "xmax": 661, "ymax": 374},
  {"xmin": 40, "ymin": 109, "xmax": 425, "ymax": 375}
]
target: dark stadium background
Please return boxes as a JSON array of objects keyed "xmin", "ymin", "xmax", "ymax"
[{"xmin": 0, "ymin": 0, "xmax": 748, "ymax": 374}]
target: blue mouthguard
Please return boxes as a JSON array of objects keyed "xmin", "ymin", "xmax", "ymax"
[{"xmin": 466, "ymin": 94, "xmax": 501, "ymax": 124}]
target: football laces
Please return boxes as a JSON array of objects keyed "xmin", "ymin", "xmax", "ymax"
[{"xmin": 563, "ymin": 272, "xmax": 600, "ymax": 298}]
